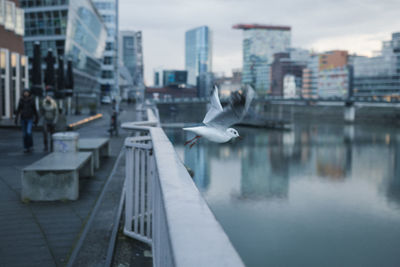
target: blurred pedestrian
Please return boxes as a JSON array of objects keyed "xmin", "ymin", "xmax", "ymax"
[
  {"xmin": 41, "ymin": 94, "xmax": 58, "ymax": 151},
  {"xmin": 15, "ymin": 89, "xmax": 38, "ymax": 153},
  {"xmin": 108, "ymin": 99, "xmax": 119, "ymax": 136}
]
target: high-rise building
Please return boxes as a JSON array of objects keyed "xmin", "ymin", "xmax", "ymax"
[
  {"xmin": 92, "ymin": 0, "xmax": 119, "ymax": 98},
  {"xmin": 119, "ymin": 30, "xmax": 144, "ymax": 88},
  {"xmin": 233, "ymin": 24, "xmax": 291, "ymax": 94},
  {"xmin": 20, "ymin": 0, "xmax": 107, "ymax": 101},
  {"xmin": 0, "ymin": 0, "xmax": 29, "ymax": 119},
  {"xmin": 185, "ymin": 25, "xmax": 212, "ymax": 86},
  {"xmin": 353, "ymin": 32, "xmax": 400, "ymax": 99}
]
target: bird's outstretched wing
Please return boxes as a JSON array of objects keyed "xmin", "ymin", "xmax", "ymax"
[
  {"xmin": 203, "ymin": 86, "xmax": 223, "ymax": 124},
  {"xmin": 206, "ymin": 85, "xmax": 255, "ymax": 129}
]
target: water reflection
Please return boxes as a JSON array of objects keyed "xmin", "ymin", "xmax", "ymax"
[
  {"xmin": 184, "ymin": 145, "xmax": 210, "ymax": 191},
  {"xmin": 164, "ymin": 122, "xmax": 400, "ymax": 266}
]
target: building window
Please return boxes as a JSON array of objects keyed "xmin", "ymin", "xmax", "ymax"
[
  {"xmin": 0, "ymin": 0, "xmax": 4, "ymax": 25},
  {"xmin": 103, "ymin": 56, "xmax": 112, "ymax": 65},
  {"xmin": 105, "ymin": 42, "xmax": 113, "ymax": 51},
  {"xmin": 94, "ymin": 2, "xmax": 115, "ymax": 10},
  {"xmin": 4, "ymin": 1, "xmax": 15, "ymax": 31},
  {"xmin": 101, "ymin": 14, "xmax": 114, "ymax": 23},
  {"xmin": 15, "ymin": 8, "xmax": 24, "ymax": 35},
  {"xmin": 101, "ymin": 70, "xmax": 113, "ymax": 79}
]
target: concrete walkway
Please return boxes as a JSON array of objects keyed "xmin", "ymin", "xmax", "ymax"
[{"xmin": 0, "ymin": 103, "xmax": 144, "ymax": 267}]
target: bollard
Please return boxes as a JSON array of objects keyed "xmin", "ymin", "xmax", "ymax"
[{"xmin": 52, "ymin": 132, "xmax": 79, "ymax": 153}]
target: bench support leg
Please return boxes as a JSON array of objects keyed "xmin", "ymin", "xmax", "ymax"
[
  {"xmin": 80, "ymin": 156, "xmax": 94, "ymax": 177},
  {"xmin": 21, "ymin": 170, "xmax": 79, "ymax": 201},
  {"xmin": 100, "ymin": 141, "xmax": 111, "ymax": 157}
]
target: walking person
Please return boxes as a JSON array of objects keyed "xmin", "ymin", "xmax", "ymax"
[
  {"xmin": 15, "ymin": 89, "xmax": 39, "ymax": 153},
  {"xmin": 108, "ymin": 99, "xmax": 119, "ymax": 136},
  {"xmin": 41, "ymin": 94, "xmax": 58, "ymax": 152}
]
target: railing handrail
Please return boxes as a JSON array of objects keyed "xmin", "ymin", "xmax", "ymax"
[
  {"xmin": 123, "ymin": 106, "xmax": 244, "ymax": 266},
  {"xmin": 149, "ymin": 127, "xmax": 245, "ymax": 267}
]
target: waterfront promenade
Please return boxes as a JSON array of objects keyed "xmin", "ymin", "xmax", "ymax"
[{"xmin": 0, "ymin": 103, "xmax": 150, "ymax": 267}]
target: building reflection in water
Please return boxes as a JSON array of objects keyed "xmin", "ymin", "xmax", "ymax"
[
  {"xmin": 239, "ymin": 130, "xmax": 290, "ymax": 200},
  {"xmin": 383, "ymin": 135, "xmax": 400, "ymax": 208},
  {"xmin": 184, "ymin": 143, "xmax": 210, "ymax": 191},
  {"xmin": 167, "ymin": 121, "xmax": 400, "ymax": 206}
]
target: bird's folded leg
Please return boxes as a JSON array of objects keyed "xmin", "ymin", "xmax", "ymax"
[
  {"xmin": 184, "ymin": 135, "xmax": 201, "ymax": 146},
  {"xmin": 189, "ymin": 140, "xmax": 198, "ymax": 149}
]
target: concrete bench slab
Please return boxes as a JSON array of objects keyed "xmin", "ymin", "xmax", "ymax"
[
  {"xmin": 78, "ymin": 138, "xmax": 110, "ymax": 169},
  {"xmin": 21, "ymin": 152, "xmax": 94, "ymax": 201}
]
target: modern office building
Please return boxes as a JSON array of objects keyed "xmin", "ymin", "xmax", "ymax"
[
  {"xmin": 153, "ymin": 67, "xmax": 163, "ymax": 87},
  {"xmin": 185, "ymin": 25, "xmax": 212, "ymax": 86},
  {"xmin": 271, "ymin": 52, "xmax": 306, "ymax": 97},
  {"xmin": 197, "ymin": 72, "xmax": 213, "ymax": 97},
  {"xmin": 318, "ymin": 66, "xmax": 349, "ymax": 99},
  {"xmin": 92, "ymin": 0, "xmax": 119, "ymax": 98},
  {"xmin": 153, "ymin": 69, "xmax": 187, "ymax": 88},
  {"xmin": 118, "ymin": 64, "xmax": 133, "ymax": 100},
  {"xmin": 119, "ymin": 30, "xmax": 144, "ymax": 97},
  {"xmin": 20, "ymin": 0, "xmax": 107, "ymax": 101},
  {"xmin": 353, "ymin": 32, "xmax": 400, "ymax": 99},
  {"xmin": 0, "ymin": 0, "xmax": 29, "ymax": 119},
  {"xmin": 302, "ymin": 54, "xmax": 319, "ymax": 99},
  {"xmin": 317, "ymin": 50, "xmax": 349, "ymax": 98},
  {"xmin": 233, "ymin": 24, "xmax": 291, "ymax": 94}
]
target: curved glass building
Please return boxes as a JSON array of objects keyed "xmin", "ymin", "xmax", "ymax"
[{"xmin": 20, "ymin": 0, "xmax": 107, "ymax": 100}]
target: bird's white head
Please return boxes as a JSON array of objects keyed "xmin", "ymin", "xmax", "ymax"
[{"xmin": 226, "ymin": 128, "xmax": 240, "ymax": 139}]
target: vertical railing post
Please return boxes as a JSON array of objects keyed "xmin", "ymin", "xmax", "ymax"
[
  {"xmin": 124, "ymin": 145, "xmax": 133, "ymax": 232},
  {"xmin": 140, "ymin": 149, "xmax": 145, "ymax": 235},
  {"xmin": 134, "ymin": 148, "xmax": 140, "ymax": 233},
  {"xmin": 146, "ymin": 149, "xmax": 152, "ymax": 239}
]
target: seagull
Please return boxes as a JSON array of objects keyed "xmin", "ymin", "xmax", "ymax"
[{"xmin": 183, "ymin": 85, "xmax": 255, "ymax": 148}]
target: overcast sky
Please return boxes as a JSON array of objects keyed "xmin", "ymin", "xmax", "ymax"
[{"xmin": 119, "ymin": 0, "xmax": 400, "ymax": 85}]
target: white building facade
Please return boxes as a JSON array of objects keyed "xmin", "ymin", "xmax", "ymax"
[
  {"xmin": 0, "ymin": 0, "xmax": 29, "ymax": 119},
  {"xmin": 234, "ymin": 24, "xmax": 291, "ymax": 94},
  {"xmin": 92, "ymin": 0, "xmax": 119, "ymax": 98}
]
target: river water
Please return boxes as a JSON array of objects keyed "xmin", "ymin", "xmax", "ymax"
[{"xmin": 164, "ymin": 121, "xmax": 400, "ymax": 267}]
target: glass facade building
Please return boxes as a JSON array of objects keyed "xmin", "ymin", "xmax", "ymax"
[
  {"xmin": 353, "ymin": 32, "xmax": 400, "ymax": 98},
  {"xmin": 119, "ymin": 30, "xmax": 143, "ymax": 88},
  {"xmin": 20, "ymin": 0, "xmax": 107, "ymax": 99},
  {"xmin": 92, "ymin": 0, "xmax": 118, "ymax": 98},
  {"xmin": 234, "ymin": 24, "xmax": 291, "ymax": 94},
  {"xmin": 0, "ymin": 0, "xmax": 29, "ymax": 119},
  {"xmin": 185, "ymin": 25, "xmax": 212, "ymax": 86}
]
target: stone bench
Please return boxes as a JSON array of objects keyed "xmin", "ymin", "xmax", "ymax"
[
  {"xmin": 21, "ymin": 152, "xmax": 94, "ymax": 201},
  {"xmin": 78, "ymin": 138, "xmax": 110, "ymax": 169}
]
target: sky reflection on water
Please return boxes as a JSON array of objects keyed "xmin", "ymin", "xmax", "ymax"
[{"xmin": 165, "ymin": 123, "xmax": 400, "ymax": 267}]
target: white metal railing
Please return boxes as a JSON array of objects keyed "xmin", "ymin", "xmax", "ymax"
[
  {"xmin": 123, "ymin": 107, "xmax": 244, "ymax": 267},
  {"xmin": 124, "ymin": 135, "xmax": 153, "ymax": 245}
]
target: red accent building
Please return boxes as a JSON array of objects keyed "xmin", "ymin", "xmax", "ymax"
[{"xmin": 233, "ymin": 24, "xmax": 291, "ymax": 31}]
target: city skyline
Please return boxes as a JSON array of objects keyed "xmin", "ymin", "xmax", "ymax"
[{"xmin": 119, "ymin": 0, "xmax": 400, "ymax": 86}]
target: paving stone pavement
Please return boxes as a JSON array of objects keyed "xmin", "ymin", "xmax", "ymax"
[{"xmin": 0, "ymin": 103, "xmax": 138, "ymax": 267}]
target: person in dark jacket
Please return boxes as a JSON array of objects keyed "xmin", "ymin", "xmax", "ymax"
[{"xmin": 15, "ymin": 89, "xmax": 39, "ymax": 153}]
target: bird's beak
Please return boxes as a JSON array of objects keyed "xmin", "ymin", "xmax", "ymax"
[{"xmin": 237, "ymin": 136, "xmax": 243, "ymax": 140}]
